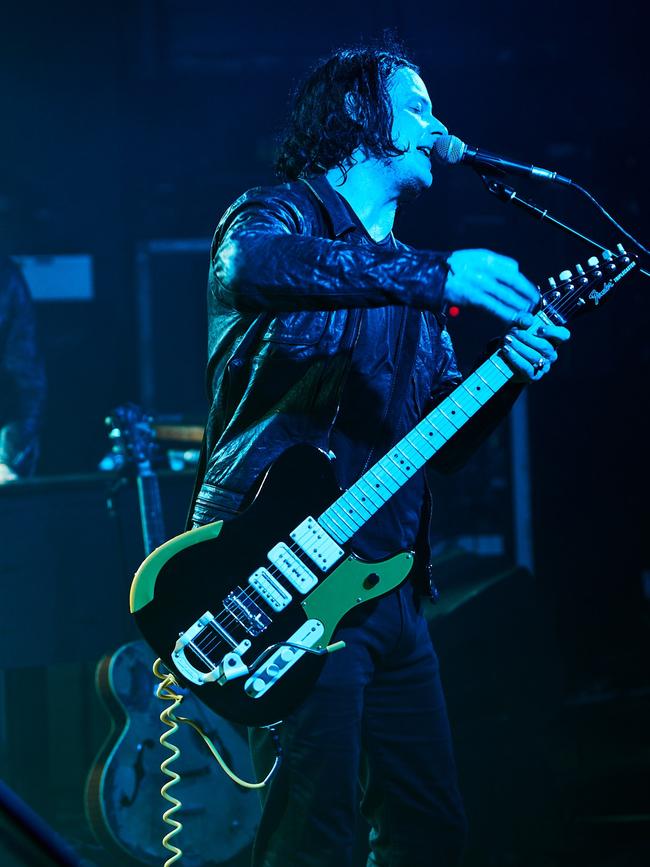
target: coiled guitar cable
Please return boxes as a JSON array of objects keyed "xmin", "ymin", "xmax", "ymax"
[{"xmin": 152, "ymin": 657, "xmax": 282, "ymax": 866}]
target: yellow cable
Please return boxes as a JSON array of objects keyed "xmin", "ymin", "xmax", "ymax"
[
  {"xmin": 153, "ymin": 658, "xmax": 185, "ymax": 866},
  {"xmin": 152, "ymin": 657, "xmax": 282, "ymax": 864},
  {"xmin": 172, "ymin": 713, "xmax": 280, "ymax": 789}
]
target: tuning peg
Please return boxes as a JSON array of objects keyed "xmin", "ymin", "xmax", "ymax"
[
  {"xmin": 587, "ymin": 256, "xmax": 599, "ymax": 267},
  {"xmin": 547, "ymin": 276, "xmax": 558, "ymax": 289},
  {"xmin": 559, "ymin": 269, "xmax": 573, "ymax": 281},
  {"xmin": 616, "ymin": 243, "xmax": 627, "ymax": 255},
  {"xmin": 601, "ymin": 249, "xmax": 613, "ymax": 260},
  {"xmin": 575, "ymin": 264, "xmax": 585, "ymax": 276}
]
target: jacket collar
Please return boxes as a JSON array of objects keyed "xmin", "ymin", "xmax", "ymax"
[{"xmin": 298, "ymin": 175, "xmax": 357, "ymax": 238}]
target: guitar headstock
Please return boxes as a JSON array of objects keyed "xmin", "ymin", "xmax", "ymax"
[
  {"xmin": 539, "ymin": 243, "xmax": 637, "ymax": 325},
  {"xmin": 105, "ymin": 403, "xmax": 156, "ymax": 470}
]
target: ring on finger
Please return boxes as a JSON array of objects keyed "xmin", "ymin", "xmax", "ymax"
[{"xmin": 534, "ymin": 357, "xmax": 545, "ymax": 371}]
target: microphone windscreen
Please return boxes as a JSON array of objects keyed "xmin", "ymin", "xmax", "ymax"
[{"xmin": 433, "ymin": 135, "xmax": 466, "ymax": 165}]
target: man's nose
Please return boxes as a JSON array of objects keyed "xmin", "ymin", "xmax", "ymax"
[{"xmin": 429, "ymin": 117, "xmax": 448, "ymax": 137}]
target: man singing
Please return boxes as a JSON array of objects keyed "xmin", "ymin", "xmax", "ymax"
[{"xmin": 191, "ymin": 41, "xmax": 569, "ymax": 867}]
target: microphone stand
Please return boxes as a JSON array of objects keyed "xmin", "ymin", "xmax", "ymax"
[{"xmin": 479, "ymin": 175, "xmax": 650, "ymax": 277}]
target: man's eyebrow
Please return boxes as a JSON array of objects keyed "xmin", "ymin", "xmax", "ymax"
[{"xmin": 405, "ymin": 90, "xmax": 431, "ymax": 109}]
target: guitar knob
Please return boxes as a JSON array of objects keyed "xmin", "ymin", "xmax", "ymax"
[
  {"xmin": 587, "ymin": 256, "xmax": 600, "ymax": 267},
  {"xmin": 558, "ymin": 270, "xmax": 573, "ymax": 281},
  {"xmin": 249, "ymin": 678, "xmax": 266, "ymax": 695}
]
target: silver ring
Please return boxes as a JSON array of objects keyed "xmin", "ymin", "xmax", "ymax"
[{"xmin": 534, "ymin": 358, "xmax": 545, "ymax": 371}]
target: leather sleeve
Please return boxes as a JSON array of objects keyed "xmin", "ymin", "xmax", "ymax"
[{"xmin": 210, "ymin": 190, "xmax": 450, "ymax": 314}]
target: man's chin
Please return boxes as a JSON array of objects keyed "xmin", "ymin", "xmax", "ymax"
[{"xmin": 398, "ymin": 173, "xmax": 432, "ymax": 201}]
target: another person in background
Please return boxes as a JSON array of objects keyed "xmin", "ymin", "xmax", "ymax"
[{"xmin": 0, "ymin": 257, "xmax": 46, "ymax": 481}]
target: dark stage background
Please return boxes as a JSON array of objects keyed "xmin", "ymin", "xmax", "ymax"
[{"xmin": 1, "ymin": 2, "xmax": 648, "ymax": 866}]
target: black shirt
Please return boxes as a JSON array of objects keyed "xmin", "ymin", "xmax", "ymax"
[{"xmin": 329, "ymin": 196, "xmax": 428, "ymax": 560}]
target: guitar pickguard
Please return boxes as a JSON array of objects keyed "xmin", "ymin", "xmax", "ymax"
[{"xmin": 301, "ymin": 551, "xmax": 414, "ymax": 645}]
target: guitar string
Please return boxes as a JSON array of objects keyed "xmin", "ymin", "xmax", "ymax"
[
  {"xmin": 189, "ymin": 265, "xmax": 619, "ymax": 663},
  {"xmin": 194, "ymin": 558, "xmax": 309, "ymax": 657}
]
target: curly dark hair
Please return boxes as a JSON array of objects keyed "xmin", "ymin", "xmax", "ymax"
[{"xmin": 275, "ymin": 39, "xmax": 419, "ymax": 181}]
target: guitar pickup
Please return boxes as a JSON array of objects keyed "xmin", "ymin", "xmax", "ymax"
[
  {"xmin": 290, "ymin": 516, "xmax": 344, "ymax": 571},
  {"xmin": 248, "ymin": 567, "xmax": 292, "ymax": 611},
  {"xmin": 267, "ymin": 543, "xmax": 318, "ymax": 593}
]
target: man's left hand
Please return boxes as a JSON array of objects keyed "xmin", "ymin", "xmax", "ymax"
[{"xmin": 501, "ymin": 313, "xmax": 571, "ymax": 383}]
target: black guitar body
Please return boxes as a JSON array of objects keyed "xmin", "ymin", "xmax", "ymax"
[{"xmin": 133, "ymin": 445, "xmax": 413, "ymax": 726}]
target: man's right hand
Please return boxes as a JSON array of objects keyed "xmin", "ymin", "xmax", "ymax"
[{"xmin": 445, "ymin": 249, "xmax": 540, "ymax": 323}]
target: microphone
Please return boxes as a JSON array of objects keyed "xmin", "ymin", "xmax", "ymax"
[{"xmin": 432, "ymin": 134, "xmax": 573, "ymax": 186}]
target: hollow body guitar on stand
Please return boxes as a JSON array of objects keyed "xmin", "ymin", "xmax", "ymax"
[
  {"xmin": 130, "ymin": 249, "xmax": 637, "ymax": 729},
  {"xmin": 85, "ymin": 405, "xmax": 258, "ymax": 867}
]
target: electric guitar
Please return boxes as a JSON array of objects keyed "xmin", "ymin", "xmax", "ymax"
[
  {"xmin": 129, "ymin": 249, "xmax": 637, "ymax": 728},
  {"xmin": 85, "ymin": 405, "xmax": 259, "ymax": 866}
]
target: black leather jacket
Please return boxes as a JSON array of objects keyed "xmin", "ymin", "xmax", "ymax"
[
  {"xmin": 191, "ymin": 176, "xmax": 519, "ymax": 587},
  {"xmin": 0, "ymin": 258, "xmax": 46, "ymax": 475}
]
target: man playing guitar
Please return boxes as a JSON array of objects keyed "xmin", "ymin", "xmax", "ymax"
[{"xmin": 188, "ymin": 40, "xmax": 569, "ymax": 867}]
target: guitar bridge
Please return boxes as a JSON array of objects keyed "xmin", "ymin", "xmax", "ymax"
[
  {"xmin": 224, "ymin": 588, "xmax": 272, "ymax": 636},
  {"xmin": 173, "ymin": 611, "xmax": 251, "ymax": 685}
]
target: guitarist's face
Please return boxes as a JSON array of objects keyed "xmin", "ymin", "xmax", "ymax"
[{"xmin": 384, "ymin": 67, "xmax": 448, "ymax": 200}]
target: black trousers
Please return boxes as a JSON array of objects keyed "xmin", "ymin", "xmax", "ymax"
[{"xmin": 248, "ymin": 582, "xmax": 468, "ymax": 867}]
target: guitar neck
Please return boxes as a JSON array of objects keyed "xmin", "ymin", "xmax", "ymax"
[
  {"xmin": 136, "ymin": 467, "xmax": 166, "ymax": 554},
  {"xmin": 317, "ymin": 346, "xmax": 515, "ymax": 544}
]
